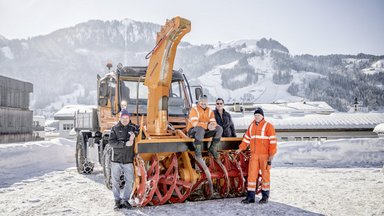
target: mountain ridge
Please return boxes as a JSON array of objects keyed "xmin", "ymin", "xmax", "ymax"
[{"xmin": 0, "ymin": 18, "xmax": 383, "ymax": 114}]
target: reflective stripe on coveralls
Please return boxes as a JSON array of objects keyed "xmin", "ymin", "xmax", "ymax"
[
  {"xmin": 239, "ymin": 119, "xmax": 277, "ymax": 192},
  {"xmin": 187, "ymin": 105, "xmax": 217, "ymax": 131}
]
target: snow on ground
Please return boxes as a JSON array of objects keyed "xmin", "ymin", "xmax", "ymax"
[
  {"xmin": 0, "ymin": 167, "xmax": 383, "ymax": 216},
  {"xmin": 274, "ymin": 138, "xmax": 384, "ymax": 167},
  {"xmin": 0, "ymin": 138, "xmax": 383, "ymax": 215},
  {"xmin": 0, "ymin": 138, "xmax": 75, "ymax": 188}
]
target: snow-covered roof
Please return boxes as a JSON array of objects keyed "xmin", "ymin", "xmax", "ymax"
[
  {"xmin": 373, "ymin": 123, "xmax": 384, "ymax": 134},
  {"xmin": 33, "ymin": 115, "xmax": 45, "ymax": 120},
  {"xmin": 54, "ymin": 105, "xmax": 96, "ymax": 118},
  {"xmin": 233, "ymin": 113, "xmax": 384, "ymax": 130},
  {"xmin": 253, "ymin": 101, "xmax": 334, "ymax": 114},
  {"xmin": 220, "ymin": 101, "xmax": 334, "ymax": 115}
]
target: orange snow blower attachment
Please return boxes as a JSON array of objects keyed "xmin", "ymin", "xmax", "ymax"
[{"xmin": 77, "ymin": 17, "xmax": 252, "ymax": 207}]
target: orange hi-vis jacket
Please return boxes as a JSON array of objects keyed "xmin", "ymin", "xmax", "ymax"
[
  {"xmin": 240, "ymin": 119, "xmax": 277, "ymax": 192},
  {"xmin": 239, "ymin": 119, "xmax": 277, "ymax": 156},
  {"xmin": 187, "ymin": 105, "xmax": 216, "ymax": 131}
]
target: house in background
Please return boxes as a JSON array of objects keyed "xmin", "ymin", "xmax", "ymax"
[
  {"xmin": 348, "ymin": 97, "xmax": 369, "ymax": 113},
  {"xmin": 54, "ymin": 105, "xmax": 96, "ymax": 138},
  {"xmin": 0, "ymin": 75, "xmax": 33, "ymax": 144},
  {"xmin": 227, "ymin": 101, "xmax": 335, "ymax": 117},
  {"xmin": 231, "ymin": 101, "xmax": 384, "ymax": 141}
]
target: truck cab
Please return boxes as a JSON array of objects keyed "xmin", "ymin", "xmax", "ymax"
[{"xmin": 75, "ymin": 65, "xmax": 201, "ymax": 174}]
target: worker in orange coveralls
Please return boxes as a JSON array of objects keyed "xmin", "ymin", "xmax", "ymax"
[{"xmin": 236, "ymin": 107, "xmax": 277, "ymax": 204}]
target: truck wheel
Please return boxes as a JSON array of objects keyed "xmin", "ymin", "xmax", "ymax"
[
  {"xmin": 76, "ymin": 134, "xmax": 94, "ymax": 174},
  {"xmin": 102, "ymin": 144, "xmax": 113, "ymax": 189}
]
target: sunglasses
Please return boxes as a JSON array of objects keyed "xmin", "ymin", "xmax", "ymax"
[{"xmin": 216, "ymin": 103, "xmax": 223, "ymax": 105}]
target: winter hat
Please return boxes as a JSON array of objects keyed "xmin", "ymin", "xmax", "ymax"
[
  {"xmin": 120, "ymin": 109, "xmax": 130, "ymax": 117},
  {"xmin": 198, "ymin": 94, "xmax": 208, "ymax": 101},
  {"xmin": 254, "ymin": 107, "xmax": 264, "ymax": 116}
]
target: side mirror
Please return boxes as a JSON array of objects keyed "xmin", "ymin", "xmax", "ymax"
[
  {"xmin": 98, "ymin": 98, "xmax": 108, "ymax": 106},
  {"xmin": 195, "ymin": 88, "xmax": 203, "ymax": 101},
  {"xmin": 99, "ymin": 82, "xmax": 108, "ymax": 97}
]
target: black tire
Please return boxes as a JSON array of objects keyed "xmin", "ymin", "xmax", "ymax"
[
  {"xmin": 76, "ymin": 134, "xmax": 94, "ymax": 174},
  {"xmin": 102, "ymin": 144, "xmax": 113, "ymax": 189}
]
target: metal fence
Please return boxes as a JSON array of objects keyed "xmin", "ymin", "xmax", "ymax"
[{"xmin": 74, "ymin": 108, "xmax": 99, "ymax": 132}]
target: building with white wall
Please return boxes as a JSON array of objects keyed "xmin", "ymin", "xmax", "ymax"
[
  {"xmin": 231, "ymin": 102, "xmax": 384, "ymax": 141},
  {"xmin": 54, "ymin": 105, "xmax": 96, "ymax": 138}
]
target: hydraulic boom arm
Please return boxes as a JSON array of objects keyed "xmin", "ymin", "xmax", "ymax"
[{"xmin": 144, "ymin": 17, "xmax": 191, "ymax": 135}]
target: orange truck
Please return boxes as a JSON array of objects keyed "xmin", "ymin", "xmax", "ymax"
[{"xmin": 74, "ymin": 17, "xmax": 257, "ymax": 206}]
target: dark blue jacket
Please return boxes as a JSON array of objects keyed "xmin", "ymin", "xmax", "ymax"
[
  {"xmin": 214, "ymin": 109, "xmax": 236, "ymax": 137},
  {"xmin": 109, "ymin": 121, "xmax": 139, "ymax": 163}
]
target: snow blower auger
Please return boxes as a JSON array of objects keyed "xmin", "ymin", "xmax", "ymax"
[{"xmin": 74, "ymin": 17, "xmax": 257, "ymax": 207}]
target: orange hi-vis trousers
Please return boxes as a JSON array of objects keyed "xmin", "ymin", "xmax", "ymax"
[
  {"xmin": 239, "ymin": 119, "xmax": 277, "ymax": 192},
  {"xmin": 247, "ymin": 154, "xmax": 270, "ymax": 192}
]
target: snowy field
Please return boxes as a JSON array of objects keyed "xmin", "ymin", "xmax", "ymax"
[
  {"xmin": 0, "ymin": 138, "xmax": 74, "ymax": 188},
  {"xmin": 0, "ymin": 138, "xmax": 383, "ymax": 216}
]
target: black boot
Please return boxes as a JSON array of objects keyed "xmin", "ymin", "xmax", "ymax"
[
  {"xmin": 209, "ymin": 138, "xmax": 220, "ymax": 159},
  {"xmin": 194, "ymin": 141, "xmax": 202, "ymax": 158},
  {"xmin": 114, "ymin": 200, "xmax": 122, "ymax": 210},
  {"xmin": 121, "ymin": 200, "xmax": 132, "ymax": 209},
  {"xmin": 241, "ymin": 191, "xmax": 255, "ymax": 204},
  {"xmin": 259, "ymin": 190, "xmax": 269, "ymax": 204}
]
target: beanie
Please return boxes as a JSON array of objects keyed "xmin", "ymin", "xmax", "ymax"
[
  {"xmin": 120, "ymin": 109, "xmax": 130, "ymax": 117},
  {"xmin": 198, "ymin": 94, "xmax": 208, "ymax": 101},
  {"xmin": 254, "ymin": 107, "xmax": 264, "ymax": 116}
]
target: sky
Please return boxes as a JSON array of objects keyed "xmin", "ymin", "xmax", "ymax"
[{"xmin": 0, "ymin": 0, "xmax": 383, "ymax": 55}]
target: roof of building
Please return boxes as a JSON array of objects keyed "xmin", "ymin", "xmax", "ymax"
[
  {"xmin": 54, "ymin": 105, "xmax": 96, "ymax": 119},
  {"xmin": 33, "ymin": 115, "xmax": 45, "ymax": 120},
  {"xmin": 0, "ymin": 75, "xmax": 33, "ymax": 92},
  {"xmin": 233, "ymin": 112, "xmax": 384, "ymax": 130},
  {"xmin": 224, "ymin": 101, "xmax": 334, "ymax": 115}
]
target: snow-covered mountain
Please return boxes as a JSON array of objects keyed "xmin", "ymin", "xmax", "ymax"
[
  {"xmin": 0, "ymin": 19, "xmax": 383, "ymax": 114},
  {"xmin": 0, "ymin": 19, "xmax": 159, "ymax": 113}
]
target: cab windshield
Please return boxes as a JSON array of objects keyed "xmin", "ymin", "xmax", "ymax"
[{"xmin": 119, "ymin": 80, "xmax": 187, "ymax": 116}]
